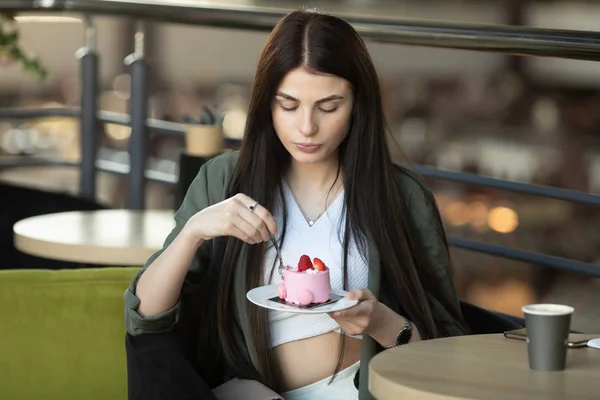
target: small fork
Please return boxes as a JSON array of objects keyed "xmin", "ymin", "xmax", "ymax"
[{"xmin": 269, "ymin": 235, "xmax": 285, "ymax": 277}]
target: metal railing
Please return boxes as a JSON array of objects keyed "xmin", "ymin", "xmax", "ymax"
[
  {"xmin": 1, "ymin": 0, "xmax": 599, "ymax": 277},
  {"xmin": 6, "ymin": 0, "xmax": 600, "ymax": 60}
]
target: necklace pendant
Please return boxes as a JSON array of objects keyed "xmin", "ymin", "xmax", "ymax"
[{"xmin": 308, "ymin": 220, "xmax": 314, "ymax": 226}]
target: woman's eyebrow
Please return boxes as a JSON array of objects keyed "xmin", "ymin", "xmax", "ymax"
[{"xmin": 276, "ymin": 92, "xmax": 345, "ymax": 104}]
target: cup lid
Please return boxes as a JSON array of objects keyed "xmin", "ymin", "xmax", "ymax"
[{"xmin": 522, "ymin": 303, "xmax": 574, "ymax": 316}]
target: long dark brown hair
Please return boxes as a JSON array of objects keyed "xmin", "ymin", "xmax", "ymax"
[{"xmin": 210, "ymin": 9, "xmax": 466, "ymax": 391}]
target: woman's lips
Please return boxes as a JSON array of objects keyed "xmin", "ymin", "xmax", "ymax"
[{"xmin": 295, "ymin": 144, "xmax": 322, "ymax": 153}]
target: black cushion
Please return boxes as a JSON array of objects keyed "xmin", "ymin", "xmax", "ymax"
[
  {"xmin": 0, "ymin": 183, "xmax": 106, "ymax": 269},
  {"xmin": 460, "ymin": 300, "xmax": 524, "ymax": 334}
]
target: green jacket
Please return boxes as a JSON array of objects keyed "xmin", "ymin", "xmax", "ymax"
[{"xmin": 124, "ymin": 151, "xmax": 464, "ymax": 400}]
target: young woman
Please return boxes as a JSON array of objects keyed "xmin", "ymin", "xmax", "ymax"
[{"xmin": 125, "ymin": 9, "xmax": 467, "ymax": 400}]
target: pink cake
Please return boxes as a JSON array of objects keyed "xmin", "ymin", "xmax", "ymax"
[{"xmin": 278, "ymin": 255, "xmax": 331, "ymax": 305}]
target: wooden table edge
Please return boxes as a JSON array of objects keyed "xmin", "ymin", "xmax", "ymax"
[
  {"xmin": 367, "ymin": 333, "xmax": 600, "ymax": 400},
  {"xmin": 14, "ymin": 233, "xmax": 154, "ymax": 266},
  {"xmin": 369, "ymin": 368, "xmax": 469, "ymax": 400}
]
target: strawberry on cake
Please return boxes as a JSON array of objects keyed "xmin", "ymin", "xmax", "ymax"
[{"xmin": 278, "ymin": 255, "xmax": 331, "ymax": 305}]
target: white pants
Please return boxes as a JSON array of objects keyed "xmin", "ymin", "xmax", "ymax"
[{"xmin": 281, "ymin": 362, "xmax": 360, "ymax": 400}]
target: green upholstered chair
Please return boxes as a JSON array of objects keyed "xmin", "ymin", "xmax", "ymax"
[{"xmin": 0, "ymin": 267, "xmax": 140, "ymax": 400}]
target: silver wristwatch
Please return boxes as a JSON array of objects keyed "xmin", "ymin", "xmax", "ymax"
[{"xmin": 384, "ymin": 319, "xmax": 413, "ymax": 349}]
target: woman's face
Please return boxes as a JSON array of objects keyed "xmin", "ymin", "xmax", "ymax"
[{"xmin": 272, "ymin": 67, "xmax": 353, "ymax": 165}]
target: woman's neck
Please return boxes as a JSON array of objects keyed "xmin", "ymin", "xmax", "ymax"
[
  {"xmin": 284, "ymin": 156, "xmax": 344, "ymax": 224},
  {"xmin": 286, "ymin": 156, "xmax": 342, "ymax": 194}
]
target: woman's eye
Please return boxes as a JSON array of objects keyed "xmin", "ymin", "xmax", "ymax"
[
  {"xmin": 279, "ymin": 104, "xmax": 298, "ymax": 112},
  {"xmin": 276, "ymin": 102, "xmax": 338, "ymax": 113},
  {"xmin": 319, "ymin": 107, "xmax": 338, "ymax": 113}
]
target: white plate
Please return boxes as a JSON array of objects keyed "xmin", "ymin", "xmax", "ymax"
[
  {"xmin": 588, "ymin": 338, "xmax": 600, "ymax": 349},
  {"xmin": 247, "ymin": 284, "xmax": 358, "ymax": 314}
]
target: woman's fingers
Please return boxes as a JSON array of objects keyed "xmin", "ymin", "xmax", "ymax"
[
  {"xmin": 346, "ymin": 289, "xmax": 376, "ymax": 301},
  {"xmin": 251, "ymin": 204, "xmax": 278, "ymax": 236},
  {"xmin": 216, "ymin": 193, "xmax": 278, "ymax": 244},
  {"xmin": 331, "ymin": 302, "xmax": 367, "ymax": 319},
  {"xmin": 233, "ymin": 194, "xmax": 278, "ymax": 236},
  {"xmin": 228, "ymin": 224, "xmax": 254, "ymax": 244},
  {"xmin": 233, "ymin": 193, "xmax": 259, "ymax": 211},
  {"xmin": 231, "ymin": 212, "xmax": 264, "ymax": 244},
  {"xmin": 237, "ymin": 206, "xmax": 271, "ymax": 242}
]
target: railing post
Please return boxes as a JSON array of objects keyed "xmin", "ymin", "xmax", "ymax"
[
  {"xmin": 76, "ymin": 16, "xmax": 99, "ymax": 200},
  {"xmin": 125, "ymin": 21, "xmax": 149, "ymax": 210}
]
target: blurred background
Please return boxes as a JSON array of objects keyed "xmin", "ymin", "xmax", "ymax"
[{"xmin": 1, "ymin": 0, "xmax": 599, "ymax": 332}]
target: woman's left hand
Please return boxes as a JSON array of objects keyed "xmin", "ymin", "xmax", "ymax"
[
  {"xmin": 328, "ymin": 289, "xmax": 382, "ymax": 336},
  {"xmin": 329, "ymin": 288, "xmax": 421, "ymax": 346}
]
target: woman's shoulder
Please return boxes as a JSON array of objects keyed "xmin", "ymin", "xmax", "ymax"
[
  {"xmin": 392, "ymin": 164, "xmax": 435, "ymax": 204},
  {"xmin": 188, "ymin": 151, "xmax": 240, "ymax": 202},
  {"xmin": 392, "ymin": 164, "xmax": 445, "ymax": 234},
  {"xmin": 202, "ymin": 150, "xmax": 240, "ymax": 178}
]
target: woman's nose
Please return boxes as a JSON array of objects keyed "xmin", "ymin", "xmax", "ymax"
[{"xmin": 297, "ymin": 108, "xmax": 318, "ymax": 136}]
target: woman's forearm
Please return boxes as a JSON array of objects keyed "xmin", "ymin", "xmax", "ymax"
[
  {"xmin": 370, "ymin": 303, "xmax": 422, "ymax": 347},
  {"xmin": 135, "ymin": 227, "xmax": 203, "ymax": 317}
]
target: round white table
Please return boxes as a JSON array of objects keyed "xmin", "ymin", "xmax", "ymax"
[
  {"xmin": 13, "ymin": 210, "xmax": 175, "ymax": 265},
  {"xmin": 369, "ymin": 333, "xmax": 600, "ymax": 400}
]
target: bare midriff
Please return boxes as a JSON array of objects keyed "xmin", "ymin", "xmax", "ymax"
[{"xmin": 271, "ymin": 331, "xmax": 362, "ymax": 392}]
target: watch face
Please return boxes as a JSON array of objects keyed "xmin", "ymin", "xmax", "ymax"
[{"xmin": 398, "ymin": 328, "xmax": 412, "ymax": 345}]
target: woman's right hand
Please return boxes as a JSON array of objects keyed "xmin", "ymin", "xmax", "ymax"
[{"xmin": 183, "ymin": 193, "xmax": 278, "ymax": 244}]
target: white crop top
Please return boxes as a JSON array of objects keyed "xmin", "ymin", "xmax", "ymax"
[{"xmin": 263, "ymin": 182, "xmax": 369, "ymax": 348}]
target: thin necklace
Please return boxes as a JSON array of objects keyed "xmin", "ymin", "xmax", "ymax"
[{"xmin": 287, "ymin": 181, "xmax": 342, "ymax": 227}]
